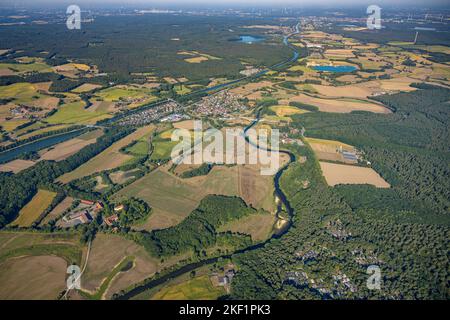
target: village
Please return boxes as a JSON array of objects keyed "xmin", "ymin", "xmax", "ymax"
[{"xmin": 192, "ymin": 90, "xmax": 248, "ymax": 118}]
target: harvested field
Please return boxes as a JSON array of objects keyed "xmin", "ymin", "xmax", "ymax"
[
  {"xmin": 72, "ymin": 83, "xmax": 102, "ymax": 93},
  {"xmin": 280, "ymin": 93, "xmax": 389, "ymax": 114},
  {"xmin": 358, "ymin": 77, "xmax": 417, "ymax": 93},
  {"xmin": 319, "ymin": 162, "xmax": 390, "ymax": 188},
  {"xmin": 82, "ymin": 234, "xmax": 158, "ymax": 293},
  {"xmin": 310, "ymin": 84, "xmax": 371, "ymax": 99},
  {"xmin": 173, "ymin": 120, "xmax": 197, "ymax": 130},
  {"xmin": 230, "ymin": 81, "xmax": 274, "ymax": 97},
  {"xmin": 324, "ymin": 49, "xmax": 355, "ymax": 58},
  {"xmin": 10, "ymin": 189, "xmax": 57, "ymax": 227},
  {"xmin": 40, "ymin": 197, "xmax": 74, "ymax": 225},
  {"xmin": 57, "ymin": 125, "xmax": 154, "ymax": 183},
  {"xmin": 0, "ymin": 255, "xmax": 67, "ymax": 300},
  {"xmin": 0, "ymin": 159, "xmax": 35, "ymax": 173},
  {"xmin": 39, "ymin": 137, "xmax": 97, "ymax": 161}
]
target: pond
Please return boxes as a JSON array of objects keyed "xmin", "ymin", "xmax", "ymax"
[
  {"xmin": 312, "ymin": 65, "xmax": 357, "ymax": 73},
  {"xmin": 236, "ymin": 35, "xmax": 265, "ymax": 44}
]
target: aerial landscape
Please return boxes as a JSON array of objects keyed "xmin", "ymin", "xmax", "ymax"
[{"xmin": 0, "ymin": 0, "xmax": 448, "ymax": 304}]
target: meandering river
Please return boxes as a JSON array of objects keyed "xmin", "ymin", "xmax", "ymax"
[{"xmin": 115, "ymin": 23, "xmax": 301, "ymax": 300}]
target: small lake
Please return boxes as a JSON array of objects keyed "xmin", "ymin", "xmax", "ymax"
[
  {"xmin": 0, "ymin": 128, "xmax": 87, "ymax": 164},
  {"xmin": 236, "ymin": 35, "xmax": 265, "ymax": 44},
  {"xmin": 312, "ymin": 65, "xmax": 357, "ymax": 73}
]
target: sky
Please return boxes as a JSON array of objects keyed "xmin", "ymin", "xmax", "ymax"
[{"xmin": 2, "ymin": 0, "xmax": 448, "ymax": 7}]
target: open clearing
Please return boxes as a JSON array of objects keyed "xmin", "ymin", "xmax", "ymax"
[
  {"xmin": 10, "ymin": 189, "xmax": 57, "ymax": 227},
  {"xmin": 306, "ymin": 138, "xmax": 357, "ymax": 163},
  {"xmin": 218, "ymin": 212, "xmax": 276, "ymax": 242},
  {"xmin": 151, "ymin": 275, "xmax": 225, "ymax": 300},
  {"xmin": 109, "ymin": 169, "xmax": 141, "ymax": 185},
  {"xmin": 319, "ymin": 162, "xmax": 390, "ymax": 188},
  {"xmin": 57, "ymin": 125, "xmax": 154, "ymax": 183},
  {"xmin": 269, "ymin": 105, "xmax": 309, "ymax": 119},
  {"xmin": 0, "ymin": 255, "xmax": 67, "ymax": 300}
]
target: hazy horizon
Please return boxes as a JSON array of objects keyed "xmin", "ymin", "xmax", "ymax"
[{"xmin": 1, "ymin": 0, "xmax": 449, "ymax": 9}]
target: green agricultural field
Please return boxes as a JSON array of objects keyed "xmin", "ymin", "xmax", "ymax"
[
  {"xmin": 150, "ymin": 140, "xmax": 178, "ymax": 161},
  {"xmin": 125, "ymin": 132, "xmax": 152, "ymax": 156},
  {"xmin": 95, "ymin": 87, "xmax": 147, "ymax": 102},
  {"xmin": 126, "ymin": 140, "xmax": 149, "ymax": 155},
  {"xmin": 0, "ymin": 61, "xmax": 52, "ymax": 74},
  {"xmin": 46, "ymin": 101, "xmax": 112, "ymax": 124},
  {"xmin": 151, "ymin": 275, "xmax": 225, "ymax": 300},
  {"xmin": 0, "ymin": 82, "xmax": 45, "ymax": 104},
  {"xmin": 1, "ymin": 119, "xmax": 29, "ymax": 132},
  {"xmin": 174, "ymin": 84, "xmax": 192, "ymax": 95}
]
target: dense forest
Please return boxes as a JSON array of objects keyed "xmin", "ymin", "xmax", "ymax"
[
  {"xmin": 230, "ymin": 85, "xmax": 449, "ymax": 299},
  {"xmin": 0, "ymin": 14, "xmax": 292, "ymax": 80}
]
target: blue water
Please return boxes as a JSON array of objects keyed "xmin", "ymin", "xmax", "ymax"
[
  {"xmin": 414, "ymin": 27, "xmax": 436, "ymax": 31},
  {"xmin": 237, "ymin": 35, "xmax": 265, "ymax": 44},
  {"xmin": 0, "ymin": 129, "xmax": 86, "ymax": 164},
  {"xmin": 313, "ymin": 65, "xmax": 357, "ymax": 73}
]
